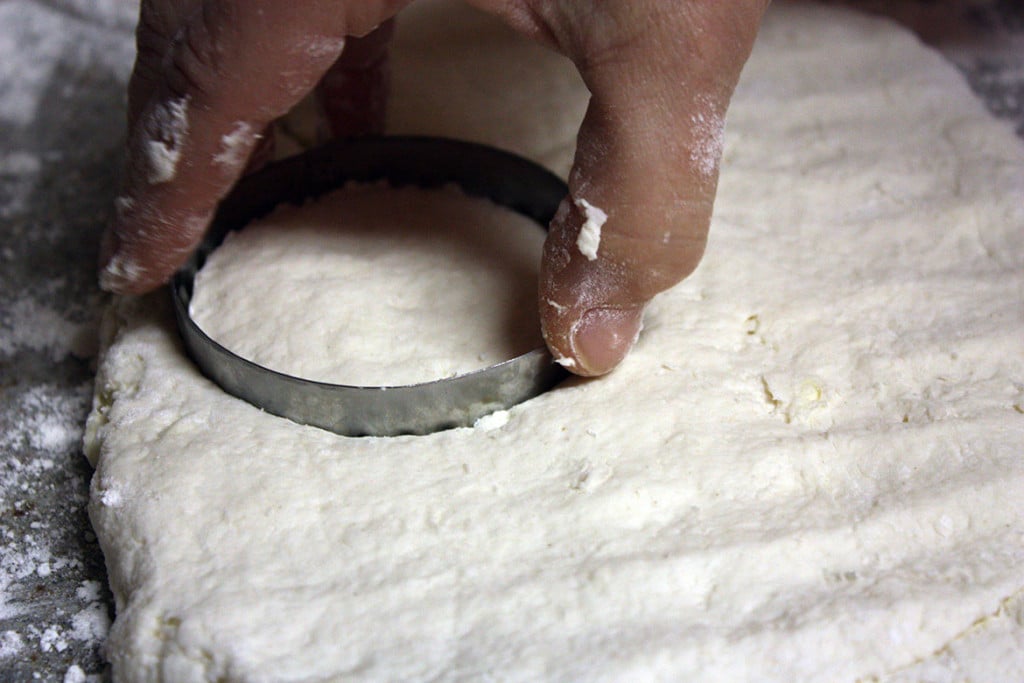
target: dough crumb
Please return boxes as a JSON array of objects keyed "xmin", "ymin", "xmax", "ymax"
[
  {"xmin": 473, "ymin": 410, "xmax": 510, "ymax": 431},
  {"xmin": 100, "ymin": 486, "xmax": 124, "ymax": 508},
  {"xmin": 574, "ymin": 197, "xmax": 607, "ymax": 261}
]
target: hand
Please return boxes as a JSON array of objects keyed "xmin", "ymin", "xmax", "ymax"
[{"xmin": 101, "ymin": 1, "xmax": 767, "ymax": 376}]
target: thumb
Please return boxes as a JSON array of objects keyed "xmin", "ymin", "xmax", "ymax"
[{"xmin": 539, "ymin": 2, "xmax": 765, "ymax": 376}]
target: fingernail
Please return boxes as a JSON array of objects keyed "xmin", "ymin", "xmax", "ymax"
[{"xmin": 570, "ymin": 306, "xmax": 644, "ymax": 376}]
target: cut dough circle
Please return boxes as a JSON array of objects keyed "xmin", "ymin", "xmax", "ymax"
[
  {"xmin": 189, "ymin": 184, "xmax": 546, "ymax": 386},
  {"xmin": 85, "ymin": 2, "xmax": 1024, "ymax": 682}
]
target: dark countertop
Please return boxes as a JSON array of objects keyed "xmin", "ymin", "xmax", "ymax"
[{"xmin": 1, "ymin": 1, "xmax": 1021, "ymax": 680}]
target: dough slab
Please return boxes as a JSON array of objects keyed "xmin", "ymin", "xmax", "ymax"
[{"xmin": 85, "ymin": 2, "xmax": 1024, "ymax": 681}]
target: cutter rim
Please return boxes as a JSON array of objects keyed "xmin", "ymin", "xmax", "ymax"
[{"xmin": 171, "ymin": 136, "xmax": 569, "ymax": 437}]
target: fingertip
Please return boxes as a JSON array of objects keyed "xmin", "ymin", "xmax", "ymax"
[
  {"xmin": 98, "ymin": 203, "xmax": 204, "ymax": 294},
  {"xmin": 570, "ymin": 306, "xmax": 644, "ymax": 376},
  {"xmin": 98, "ymin": 225, "xmax": 153, "ymax": 294},
  {"xmin": 538, "ymin": 206, "xmax": 646, "ymax": 377},
  {"xmin": 541, "ymin": 296, "xmax": 644, "ymax": 377}
]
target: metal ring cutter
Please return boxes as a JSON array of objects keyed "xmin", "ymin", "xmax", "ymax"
[{"xmin": 171, "ymin": 136, "xmax": 569, "ymax": 437}]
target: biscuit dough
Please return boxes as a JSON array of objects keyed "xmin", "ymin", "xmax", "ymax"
[
  {"xmin": 85, "ymin": 3, "xmax": 1024, "ymax": 681},
  {"xmin": 189, "ymin": 185, "xmax": 545, "ymax": 386}
]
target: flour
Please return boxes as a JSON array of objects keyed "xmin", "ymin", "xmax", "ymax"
[
  {"xmin": 98, "ymin": 252, "xmax": 145, "ymax": 292},
  {"xmin": 688, "ymin": 99, "xmax": 725, "ymax": 178},
  {"xmin": 0, "ymin": 4, "xmax": 128, "ymax": 675},
  {"xmin": 0, "ymin": 631, "xmax": 23, "ymax": 658},
  {"xmin": 0, "ymin": 376, "xmax": 107, "ymax": 667},
  {"xmin": 212, "ymin": 122, "xmax": 256, "ymax": 171},
  {"xmin": 1, "ymin": 384, "xmax": 91, "ymax": 621},
  {"xmin": 70, "ymin": 602, "xmax": 111, "ymax": 642},
  {"xmin": 0, "ymin": 297, "xmax": 96, "ymax": 361},
  {"xmin": 63, "ymin": 664, "xmax": 88, "ymax": 683},
  {"xmin": 143, "ymin": 96, "xmax": 190, "ymax": 184},
  {"xmin": 0, "ymin": 1, "xmax": 133, "ymax": 129},
  {"xmin": 85, "ymin": 3, "xmax": 1024, "ymax": 682},
  {"xmin": 473, "ymin": 409, "xmax": 510, "ymax": 431},
  {"xmin": 303, "ymin": 36, "xmax": 346, "ymax": 60}
]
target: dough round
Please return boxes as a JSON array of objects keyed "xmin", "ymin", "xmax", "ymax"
[{"xmin": 189, "ymin": 185, "xmax": 545, "ymax": 386}]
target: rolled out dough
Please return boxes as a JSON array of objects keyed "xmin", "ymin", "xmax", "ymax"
[{"xmin": 85, "ymin": 2, "xmax": 1024, "ymax": 681}]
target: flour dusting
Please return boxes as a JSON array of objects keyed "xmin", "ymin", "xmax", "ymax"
[
  {"xmin": 0, "ymin": 296, "xmax": 96, "ymax": 361},
  {"xmin": 144, "ymin": 96, "xmax": 190, "ymax": 184},
  {"xmin": 213, "ymin": 121, "xmax": 256, "ymax": 170},
  {"xmin": 304, "ymin": 36, "xmax": 346, "ymax": 60},
  {"xmin": 0, "ymin": 381, "xmax": 105, "ymax": 669},
  {"xmin": 689, "ymin": 98, "xmax": 725, "ymax": 178}
]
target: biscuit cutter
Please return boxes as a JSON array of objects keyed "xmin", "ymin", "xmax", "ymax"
[{"xmin": 172, "ymin": 136, "xmax": 569, "ymax": 437}]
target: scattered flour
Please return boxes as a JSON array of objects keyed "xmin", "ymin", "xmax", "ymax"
[
  {"xmin": 0, "ymin": 378, "xmax": 102, "ymax": 671},
  {"xmin": 64, "ymin": 664, "xmax": 87, "ymax": 683},
  {"xmin": 0, "ymin": 1, "xmax": 133, "ymax": 127},
  {"xmin": 0, "ymin": 296, "xmax": 96, "ymax": 361},
  {"xmin": 0, "ymin": 630, "xmax": 24, "ymax": 658},
  {"xmin": 75, "ymin": 581, "xmax": 102, "ymax": 604},
  {"xmin": 0, "ymin": 384, "xmax": 91, "ymax": 454},
  {"xmin": 38, "ymin": 625, "xmax": 68, "ymax": 653},
  {"xmin": 70, "ymin": 603, "xmax": 111, "ymax": 642}
]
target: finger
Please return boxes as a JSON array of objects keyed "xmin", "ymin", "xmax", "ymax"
[
  {"xmin": 532, "ymin": 2, "xmax": 767, "ymax": 375},
  {"xmin": 102, "ymin": 1, "xmax": 411, "ymax": 294},
  {"xmin": 315, "ymin": 19, "xmax": 396, "ymax": 139}
]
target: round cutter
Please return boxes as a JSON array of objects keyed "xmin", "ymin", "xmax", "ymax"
[{"xmin": 171, "ymin": 136, "xmax": 570, "ymax": 437}]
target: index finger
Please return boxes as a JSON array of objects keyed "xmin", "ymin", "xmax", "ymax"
[{"xmin": 101, "ymin": 1, "xmax": 410, "ymax": 294}]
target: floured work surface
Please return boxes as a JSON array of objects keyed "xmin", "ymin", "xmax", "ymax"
[{"xmin": 85, "ymin": 2, "xmax": 1024, "ymax": 681}]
